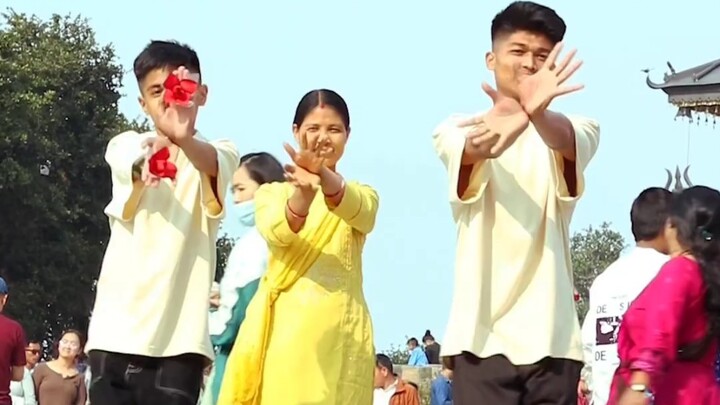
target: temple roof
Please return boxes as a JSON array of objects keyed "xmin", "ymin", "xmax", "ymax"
[
  {"xmin": 646, "ymin": 59, "xmax": 720, "ymax": 115},
  {"xmin": 647, "ymin": 59, "xmax": 720, "ymax": 90}
]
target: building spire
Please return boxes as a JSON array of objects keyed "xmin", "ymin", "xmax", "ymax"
[{"xmin": 664, "ymin": 166, "xmax": 693, "ymax": 191}]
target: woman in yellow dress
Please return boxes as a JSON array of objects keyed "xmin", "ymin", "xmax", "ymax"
[{"xmin": 218, "ymin": 89, "xmax": 378, "ymax": 405}]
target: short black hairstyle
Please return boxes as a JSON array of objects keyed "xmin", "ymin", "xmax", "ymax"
[
  {"xmin": 406, "ymin": 337, "xmax": 419, "ymax": 346},
  {"xmin": 630, "ymin": 187, "xmax": 673, "ymax": 242},
  {"xmin": 491, "ymin": 1, "xmax": 566, "ymax": 45},
  {"xmin": 376, "ymin": 353, "xmax": 393, "ymax": 372},
  {"xmin": 133, "ymin": 40, "xmax": 201, "ymax": 84}
]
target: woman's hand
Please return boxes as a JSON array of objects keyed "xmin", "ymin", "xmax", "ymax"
[
  {"xmin": 284, "ymin": 132, "xmax": 327, "ymax": 174},
  {"xmin": 284, "ymin": 164, "xmax": 320, "ymax": 194}
]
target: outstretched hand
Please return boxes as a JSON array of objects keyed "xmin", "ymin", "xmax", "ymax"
[
  {"xmin": 155, "ymin": 66, "xmax": 202, "ymax": 145},
  {"xmin": 458, "ymin": 82, "xmax": 530, "ymax": 158},
  {"xmin": 283, "ymin": 164, "xmax": 320, "ymax": 193},
  {"xmin": 283, "ymin": 132, "xmax": 329, "ymax": 174},
  {"xmin": 518, "ymin": 42, "xmax": 584, "ymax": 116},
  {"xmin": 140, "ymin": 135, "xmax": 175, "ymax": 188}
]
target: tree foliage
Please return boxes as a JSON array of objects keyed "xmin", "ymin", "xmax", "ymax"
[
  {"xmin": 571, "ymin": 222, "xmax": 626, "ymax": 320},
  {"xmin": 0, "ymin": 10, "xmax": 139, "ymax": 350},
  {"xmin": 382, "ymin": 342, "xmax": 410, "ymax": 365}
]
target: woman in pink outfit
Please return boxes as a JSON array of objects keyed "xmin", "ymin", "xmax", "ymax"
[{"xmin": 609, "ymin": 186, "xmax": 720, "ymax": 405}]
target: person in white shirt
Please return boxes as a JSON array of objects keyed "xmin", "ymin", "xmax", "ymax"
[{"xmin": 578, "ymin": 187, "xmax": 673, "ymax": 404}]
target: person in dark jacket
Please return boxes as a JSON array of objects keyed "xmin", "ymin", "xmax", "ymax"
[{"xmin": 423, "ymin": 330, "xmax": 441, "ymax": 365}]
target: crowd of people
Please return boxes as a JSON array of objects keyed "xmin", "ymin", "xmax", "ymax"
[{"xmin": 2, "ymin": 1, "xmax": 720, "ymax": 404}]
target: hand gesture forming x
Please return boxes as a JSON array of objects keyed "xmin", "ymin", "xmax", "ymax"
[
  {"xmin": 458, "ymin": 83, "xmax": 530, "ymax": 158},
  {"xmin": 518, "ymin": 42, "xmax": 584, "ymax": 116},
  {"xmin": 283, "ymin": 133, "xmax": 330, "ymax": 192},
  {"xmin": 155, "ymin": 66, "xmax": 202, "ymax": 145}
]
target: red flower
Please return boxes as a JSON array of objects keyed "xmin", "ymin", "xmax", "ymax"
[
  {"xmin": 148, "ymin": 147, "xmax": 177, "ymax": 180},
  {"xmin": 573, "ymin": 290, "xmax": 581, "ymax": 302},
  {"xmin": 163, "ymin": 74, "xmax": 198, "ymax": 107}
]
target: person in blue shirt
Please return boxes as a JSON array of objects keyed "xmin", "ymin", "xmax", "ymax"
[
  {"xmin": 431, "ymin": 363, "xmax": 453, "ymax": 405},
  {"xmin": 406, "ymin": 337, "xmax": 429, "ymax": 366}
]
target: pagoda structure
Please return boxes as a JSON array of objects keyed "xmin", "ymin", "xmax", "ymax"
[{"xmin": 646, "ymin": 59, "xmax": 720, "ymax": 190}]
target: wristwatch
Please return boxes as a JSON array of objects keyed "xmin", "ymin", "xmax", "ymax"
[{"xmin": 629, "ymin": 384, "xmax": 654, "ymax": 402}]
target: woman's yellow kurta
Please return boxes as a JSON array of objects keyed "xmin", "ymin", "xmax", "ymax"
[{"xmin": 218, "ymin": 181, "xmax": 379, "ymax": 405}]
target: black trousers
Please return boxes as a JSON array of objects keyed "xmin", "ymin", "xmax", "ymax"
[
  {"xmin": 88, "ymin": 350, "xmax": 205, "ymax": 405},
  {"xmin": 452, "ymin": 352, "xmax": 582, "ymax": 405}
]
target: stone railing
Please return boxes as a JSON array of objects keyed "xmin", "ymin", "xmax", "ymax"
[{"xmin": 393, "ymin": 364, "xmax": 442, "ymax": 405}]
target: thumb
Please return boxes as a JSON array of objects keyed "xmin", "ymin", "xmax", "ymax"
[{"xmin": 481, "ymin": 82, "xmax": 499, "ymax": 103}]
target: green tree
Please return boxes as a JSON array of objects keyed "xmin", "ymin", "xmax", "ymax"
[
  {"xmin": 215, "ymin": 233, "xmax": 236, "ymax": 282},
  {"xmin": 0, "ymin": 10, "xmax": 140, "ymax": 350},
  {"xmin": 382, "ymin": 342, "xmax": 410, "ymax": 365},
  {"xmin": 571, "ymin": 222, "xmax": 626, "ymax": 320}
]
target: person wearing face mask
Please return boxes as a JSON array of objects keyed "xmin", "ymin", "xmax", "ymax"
[
  {"xmin": 204, "ymin": 152, "xmax": 285, "ymax": 405},
  {"xmin": 33, "ymin": 330, "xmax": 86, "ymax": 405}
]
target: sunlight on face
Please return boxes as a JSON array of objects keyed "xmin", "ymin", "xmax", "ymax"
[
  {"xmin": 293, "ymin": 106, "xmax": 349, "ymax": 167},
  {"xmin": 58, "ymin": 332, "xmax": 81, "ymax": 359},
  {"xmin": 486, "ymin": 30, "xmax": 554, "ymax": 98},
  {"xmin": 231, "ymin": 165, "xmax": 260, "ymax": 204}
]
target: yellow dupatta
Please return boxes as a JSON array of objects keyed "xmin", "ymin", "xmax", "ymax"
[{"xmin": 217, "ymin": 183, "xmax": 343, "ymax": 405}]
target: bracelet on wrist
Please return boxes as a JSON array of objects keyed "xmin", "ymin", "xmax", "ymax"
[
  {"xmin": 324, "ymin": 179, "xmax": 346, "ymax": 198},
  {"xmin": 286, "ymin": 201, "xmax": 308, "ymax": 219}
]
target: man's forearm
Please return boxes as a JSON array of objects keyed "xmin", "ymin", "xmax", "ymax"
[
  {"xmin": 177, "ymin": 137, "xmax": 218, "ymax": 177},
  {"xmin": 530, "ymin": 110, "xmax": 576, "ymax": 161}
]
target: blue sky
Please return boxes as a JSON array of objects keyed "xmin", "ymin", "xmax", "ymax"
[{"xmin": 9, "ymin": 0, "xmax": 720, "ymax": 351}]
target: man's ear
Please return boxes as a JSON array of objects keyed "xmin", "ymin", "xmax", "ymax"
[
  {"xmin": 196, "ymin": 84, "xmax": 208, "ymax": 107},
  {"xmin": 138, "ymin": 96, "xmax": 149, "ymax": 115},
  {"xmin": 486, "ymin": 51, "xmax": 496, "ymax": 71}
]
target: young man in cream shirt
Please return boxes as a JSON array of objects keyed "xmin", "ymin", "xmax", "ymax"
[
  {"xmin": 578, "ymin": 188, "xmax": 672, "ymax": 404},
  {"xmin": 85, "ymin": 40, "xmax": 239, "ymax": 405},
  {"xmin": 433, "ymin": 2, "xmax": 600, "ymax": 404}
]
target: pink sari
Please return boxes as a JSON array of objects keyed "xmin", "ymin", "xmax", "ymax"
[{"xmin": 607, "ymin": 256, "xmax": 719, "ymax": 404}]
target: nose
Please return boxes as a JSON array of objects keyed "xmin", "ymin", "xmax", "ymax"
[{"xmin": 521, "ymin": 53, "xmax": 537, "ymax": 73}]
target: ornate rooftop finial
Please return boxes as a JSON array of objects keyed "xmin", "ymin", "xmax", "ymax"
[{"xmin": 664, "ymin": 165, "xmax": 693, "ymax": 192}]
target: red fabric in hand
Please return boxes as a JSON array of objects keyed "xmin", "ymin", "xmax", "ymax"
[
  {"xmin": 163, "ymin": 73, "xmax": 198, "ymax": 107},
  {"xmin": 148, "ymin": 147, "xmax": 177, "ymax": 180}
]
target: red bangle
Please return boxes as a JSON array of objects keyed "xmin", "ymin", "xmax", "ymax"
[
  {"xmin": 287, "ymin": 201, "xmax": 308, "ymax": 219},
  {"xmin": 324, "ymin": 179, "xmax": 345, "ymax": 198}
]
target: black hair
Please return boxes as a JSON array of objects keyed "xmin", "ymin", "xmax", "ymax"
[
  {"xmin": 406, "ymin": 337, "xmax": 419, "ymax": 346},
  {"xmin": 630, "ymin": 187, "xmax": 673, "ymax": 242},
  {"xmin": 293, "ymin": 89, "xmax": 350, "ymax": 129},
  {"xmin": 669, "ymin": 186, "xmax": 720, "ymax": 360},
  {"xmin": 133, "ymin": 40, "xmax": 201, "ymax": 84},
  {"xmin": 26, "ymin": 338, "xmax": 41, "ymax": 346},
  {"xmin": 491, "ymin": 1, "xmax": 566, "ymax": 45},
  {"xmin": 239, "ymin": 152, "xmax": 285, "ymax": 185},
  {"xmin": 375, "ymin": 353, "xmax": 394, "ymax": 373},
  {"xmin": 51, "ymin": 329, "xmax": 85, "ymax": 359},
  {"xmin": 422, "ymin": 330, "xmax": 435, "ymax": 342}
]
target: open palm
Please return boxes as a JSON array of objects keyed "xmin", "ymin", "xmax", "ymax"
[
  {"xmin": 283, "ymin": 137, "xmax": 326, "ymax": 174},
  {"xmin": 459, "ymin": 83, "xmax": 530, "ymax": 158},
  {"xmin": 518, "ymin": 42, "xmax": 584, "ymax": 116}
]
